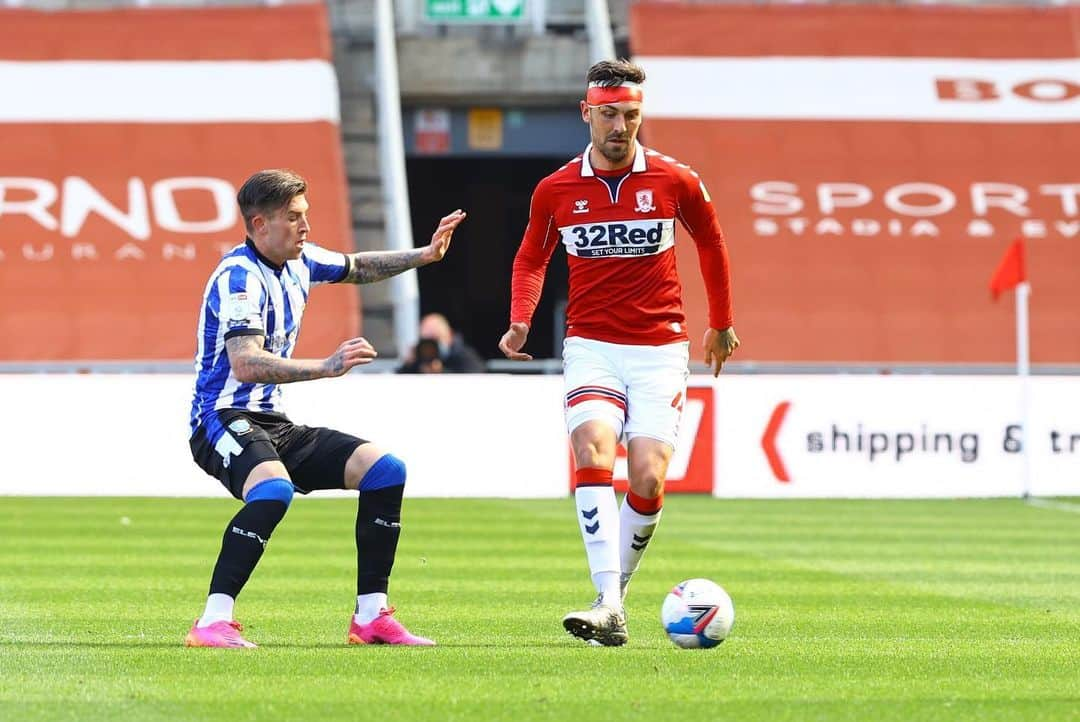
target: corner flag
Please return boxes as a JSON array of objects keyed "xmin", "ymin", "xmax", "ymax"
[
  {"xmin": 990, "ymin": 237, "xmax": 1032, "ymax": 498},
  {"xmin": 989, "ymin": 238, "xmax": 1027, "ymax": 301}
]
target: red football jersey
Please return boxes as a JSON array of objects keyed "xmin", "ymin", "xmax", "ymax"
[{"xmin": 510, "ymin": 144, "xmax": 733, "ymax": 346}]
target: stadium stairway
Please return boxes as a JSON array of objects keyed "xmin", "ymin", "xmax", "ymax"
[{"xmin": 327, "ymin": 0, "xmax": 398, "ymax": 355}]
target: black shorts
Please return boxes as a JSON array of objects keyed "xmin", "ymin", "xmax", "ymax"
[{"xmin": 190, "ymin": 409, "xmax": 368, "ymax": 500}]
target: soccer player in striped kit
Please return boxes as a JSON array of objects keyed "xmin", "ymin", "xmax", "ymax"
[
  {"xmin": 185, "ymin": 169, "xmax": 466, "ymax": 648},
  {"xmin": 499, "ymin": 60, "xmax": 739, "ymax": 646}
]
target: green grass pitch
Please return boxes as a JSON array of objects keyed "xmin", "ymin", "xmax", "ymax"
[{"xmin": 1, "ymin": 496, "xmax": 1078, "ymax": 721}]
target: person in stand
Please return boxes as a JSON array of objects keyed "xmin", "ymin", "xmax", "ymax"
[{"xmin": 397, "ymin": 313, "xmax": 486, "ymax": 374}]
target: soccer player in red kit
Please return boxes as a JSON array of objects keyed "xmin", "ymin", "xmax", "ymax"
[{"xmin": 498, "ymin": 59, "xmax": 739, "ymax": 646}]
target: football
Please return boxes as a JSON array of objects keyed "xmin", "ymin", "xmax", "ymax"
[{"xmin": 660, "ymin": 578, "xmax": 735, "ymax": 649}]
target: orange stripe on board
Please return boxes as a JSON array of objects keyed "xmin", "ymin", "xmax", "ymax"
[
  {"xmin": 630, "ymin": 4, "xmax": 1080, "ymax": 58},
  {"xmin": 0, "ymin": 4, "xmax": 332, "ymax": 61}
]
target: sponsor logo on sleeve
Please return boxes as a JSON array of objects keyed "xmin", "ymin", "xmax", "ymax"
[{"xmin": 226, "ymin": 292, "xmax": 256, "ymax": 323}]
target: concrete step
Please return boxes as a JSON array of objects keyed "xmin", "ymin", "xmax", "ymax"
[
  {"xmin": 339, "ymin": 95, "xmax": 377, "ymax": 136},
  {"xmin": 334, "ymin": 44, "xmax": 376, "ymax": 95},
  {"xmin": 357, "ymin": 302, "xmax": 397, "ymax": 357},
  {"xmin": 349, "ymin": 184, "xmax": 384, "ymax": 228},
  {"xmin": 343, "ymin": 135, "xmax": 380, "ymax": 184},
  {"xmin": 353, "ymin": 223, "xmax": 389, "ymax": 255},
  {"xmin": 396, "ymin": 35, "xmax": 587, "ymax": 103},
  {"xmin": 327, "ymin": 0, "xmax": 376, "ymax": 40}
]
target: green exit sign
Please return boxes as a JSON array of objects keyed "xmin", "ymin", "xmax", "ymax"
[{"xmin": 425, "ymin": 0, "xmax": 526, "ymax": 22}]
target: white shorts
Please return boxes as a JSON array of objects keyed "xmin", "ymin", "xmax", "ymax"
[{"xmin": 562, "ymin": 336, "xmax": 690, "ymax": 448}]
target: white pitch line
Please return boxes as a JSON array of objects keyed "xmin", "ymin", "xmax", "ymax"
[{"xmin": 1025, "ymin": 497, "xmax": 1080, "ymax": 514}]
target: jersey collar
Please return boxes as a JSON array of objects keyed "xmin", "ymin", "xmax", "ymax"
[
  {"xmin": 580, "ymin": 143, "xmax": 647, "ymax": 177},
  {"xmin": 245, "ymin": 237, "xmax": 285, "ymax": 273}
]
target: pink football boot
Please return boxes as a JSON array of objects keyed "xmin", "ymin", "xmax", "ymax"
[
  {"xmin": 347, "ymin": 608, "xmax": 435, "ymax": 646},
  {"xmin": 184, "ymin": 619, "xmax": 257, "ymax": 648}
]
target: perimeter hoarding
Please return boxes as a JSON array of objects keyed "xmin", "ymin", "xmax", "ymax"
[
  {"xmin": 715, "ymin": 375, "xmax": 1080, "ymax": 499},
  {"xmin": 1, "ymin": 374, "xmax": 1077, "ymax": 498},
  {"xmin": 0, "ymin": 5, "xmax": 356, "ymax": 360},
  {"xmin": 631, "ymin": 5, "xmax": 1080, "ymax": 364}
]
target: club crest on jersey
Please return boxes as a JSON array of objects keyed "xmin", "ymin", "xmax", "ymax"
[
  {"xmin": 634, "ymin": 189, "xmax": 655, "ymax": 213},
  {"xmin": 572, "ymin": 199, "xmax": 590, "ymax": 214}
]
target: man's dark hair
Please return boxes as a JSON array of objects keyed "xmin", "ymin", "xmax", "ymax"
[
  {"xmin": 237, "ymin": 169, "xmax": 307, "ymax": 234},
  {"xmin": 586, "ymin": 59, "xmax": 646, "ymax": 89}
]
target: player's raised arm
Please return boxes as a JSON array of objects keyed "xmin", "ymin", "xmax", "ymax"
[
  {"xmin": 341, "ymin": 209, "xmax": 466, "ymax": 284},
  {"xmin": 226, "ymin": 334, "xmax": 377, "ymax": 384}
]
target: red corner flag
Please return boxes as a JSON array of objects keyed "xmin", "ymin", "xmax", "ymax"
[{"xmin": 989, "ymin": 238, "xmax": 1027, "ymax": 300}]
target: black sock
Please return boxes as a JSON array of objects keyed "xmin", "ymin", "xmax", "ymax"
[
  {"xmin": 356, "ymin": 485, "xmax": 404, "ymax": 595},
  {"xmin": 208, "ymin": 500, "xmax": 289, "ymax": 598}
]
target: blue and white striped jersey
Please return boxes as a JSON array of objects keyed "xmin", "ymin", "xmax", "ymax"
[{"xmin": 189, "ymin": 239, "xmax": 349, "ymax": 439}]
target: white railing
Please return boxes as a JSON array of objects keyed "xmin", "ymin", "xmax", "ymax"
[
  {"xmin": 585, "ymin": 0, "xmax": 615, "ymax": 63},
  {"xmin": 375, "ymin": 0, "xmax": 421, "ymax": 359}
]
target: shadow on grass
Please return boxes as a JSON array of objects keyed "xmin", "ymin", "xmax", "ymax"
[
  {"xmin": 0, "ymin": 640, "xmax": 184, "ymax": 649},
  {"xmin": 0, "ymin": 639, "xmax": 579, "ymax": 650},
  {"xmin": 266, "ymin": 641, "xmax": 577, "ymax": 649}
]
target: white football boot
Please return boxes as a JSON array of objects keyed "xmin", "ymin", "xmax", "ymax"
[{"xmin": 562, "ymin": 599, "xmax": 628, "ymax": 646}]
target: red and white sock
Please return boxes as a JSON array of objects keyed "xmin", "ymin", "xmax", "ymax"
[
  {"xmin": 574, "ymin": 468, "xmax": 621, "ymax": 607},
  {"xmin": 619, "ymin": 490, "xmax": 663, "ymax": 596}
]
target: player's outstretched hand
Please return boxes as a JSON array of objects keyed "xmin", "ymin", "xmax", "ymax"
[
  {"xmin": 324, "ymin": 336, "xmax": 378, "ymax": 377},
  {"xmin": 422, "ymin": 209, "xmax": 467, "ymax": 264},
  {"xmin": 703, "ymin": 326, "xmax": 739, "ymax": 377},
  {"xmin": 498, "ymin": 322, "xmax": 532, "ymax": 361}
]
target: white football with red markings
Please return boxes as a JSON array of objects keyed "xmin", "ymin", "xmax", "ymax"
[{"xmin": 660, "ymin": 578, "xmax": 735, "ymax": 649}]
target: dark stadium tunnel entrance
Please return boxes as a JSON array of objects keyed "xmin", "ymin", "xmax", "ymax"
[{"xmin": 406, "ymin": 156, "xmax": 570, "ymax": 364}]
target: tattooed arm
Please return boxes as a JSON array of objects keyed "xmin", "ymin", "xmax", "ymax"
[
  {"xmin": 226, "ymin": 335, "xmax": 377, "ymax": 384},
  {"xmin": 339, "ymin": 209, "xmax": 467, "ymax": 285},
  {"xmin": 342, "ymin": 248, "xmax": 428, "ymax": 285}
]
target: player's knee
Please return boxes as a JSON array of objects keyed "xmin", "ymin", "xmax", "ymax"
[
  {"xmin": 632, "ymin": 474, "xmax": 664, "ymax": 499},
  {"xmin": 629, "ymin": 461, "xmax": 666, "ymax": 498},
  {"xmin": 244, "ymin": 477, "xmax": 295, "ymax": 508},
  {"xmin": 359, "ymin": 453, "xmax": 407, "ymax": 492}
]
